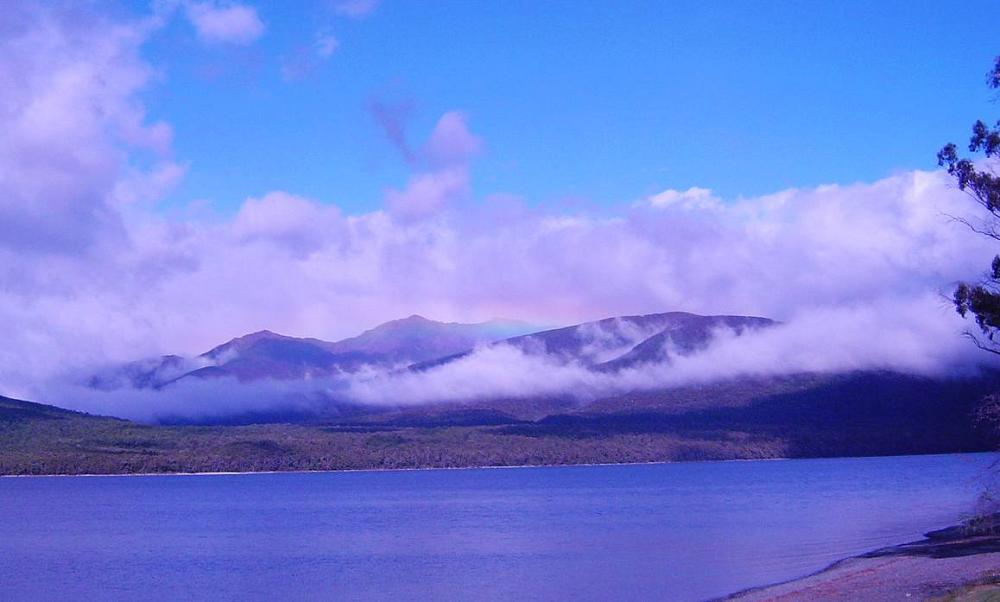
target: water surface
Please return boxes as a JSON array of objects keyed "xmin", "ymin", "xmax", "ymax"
[{"xmin": 0, "ymin": 453, "xmax": 994, "ymax": 601}]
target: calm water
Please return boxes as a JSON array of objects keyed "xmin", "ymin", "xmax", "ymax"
[{"xmin": 0, "ymin": 453, "xmax": 995, "ymax": 601}]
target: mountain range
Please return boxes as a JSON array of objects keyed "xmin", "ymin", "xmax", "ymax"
[
  {"xmin": 88, "ymin": 315, "xmax": 537, "ymax": 389},
  {"xmin": 75, "ymin": 310, "xmax": 997, "ymax": 439},
  {"xmin": 3, "ymin": 309, "xmax": 996, "ymax": 475},
  {"xmin": 89, "ymin": 311, "xmax": 775, "ymax": 393}
]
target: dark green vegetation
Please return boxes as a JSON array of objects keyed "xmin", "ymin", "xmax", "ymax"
[
  {"xmin": 938, "ymin": 57, "xmax": 1000, "ymax": 513},
  {"xmin": 939, "ymin": 55, "xmax": 1000, "ymax": 355},
  {"xmin": 3, "ymin": 370, "xmax": 996, "ymax": 476}
]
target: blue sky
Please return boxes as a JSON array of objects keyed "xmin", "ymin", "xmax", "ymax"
[
  {"xmin": 4, "ymin": 0, "xmax": 1000, "ymax": 389},
  {"xmin": 132, "ymin": 0, "xmax": 1000, "ymax": 214}
]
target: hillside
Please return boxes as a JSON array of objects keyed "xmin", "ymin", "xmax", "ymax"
[{"xmin": 1, "ymin": 367, "xmax": 995, "ymax": 475}]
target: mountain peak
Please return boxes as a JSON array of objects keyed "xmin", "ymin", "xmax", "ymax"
[
  {"xmin": 400, "ymin": 314, "xmax": 433, "ymax": 324},
  {"xmin": 227, "ymin": 329, "xmax": 292, "ymax": 346},
  {"xmin": 201, "ymin": 329, "xmax": 290, "ymax": 359},
  {"xmin": 246, "ymin": 329, "xmax": 280, "ymax": 338}
]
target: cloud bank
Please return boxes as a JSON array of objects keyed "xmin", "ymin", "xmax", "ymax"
[
  {"xmin": 341, "ymin": 296, "xmax": 991, "ymax": 406},
  {"xmin": 40, "ymin": 294, "xmax": 989, "ymax": 424},
  {"xmin": 0, "ymin": 4, "xmax": 998, "ymax": 418}
]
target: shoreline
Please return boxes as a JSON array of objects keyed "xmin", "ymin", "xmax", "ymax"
[
  {"xmin": 0, "ymin": 457, "xmax": 786, "ymax": 479},
  {"xmin": 723, "ymin": 516, "xmax": 1000, "ymax": 601},
  {"xmin": 1, "ymin": 450, "xmax": 992, "ymax": 480}
]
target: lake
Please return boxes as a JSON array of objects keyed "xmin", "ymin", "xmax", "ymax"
[{"xmin": 0, "ymin": 453, "xmax": 995, "ymax": 601}]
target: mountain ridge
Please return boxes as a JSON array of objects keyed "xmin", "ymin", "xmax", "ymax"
[
  {"xmin": 410, "ymin": 311, "xmax": 775, "ymax": 372},
  {"xmin": 87, "ymin": 315, "xmax": 539, "ymax": 389}
]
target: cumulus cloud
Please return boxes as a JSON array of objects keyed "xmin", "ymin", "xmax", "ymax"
[
  {"xmin": 384, "ymin": 167, "xmax": 470, "ymax": 219},
  {"xmin": 646, "ymin": 186, "xmax": 721, "ymax": 211},
  {"xmin": 422, "ymin": 111, "xmax": 483, "ymax": 168},
  {"xmin": 185, "ymin": 1, "xmax": 265, "ymax": 45},
  {"xmin": 0, "ymin": 3, "xmax": 175, "ymax": 256},
  {"xmin": 5, "ymin": 160, "xmax": 997, "ymax": 401},
  {"xmin": 383, "ymin": 111, "xmax": 481, "ymax": 219},
  {"xmin": 231, "ymin": 191, "xmax": 345, "ymax": 255},
  {"xmin": 20, "ymin": 160, "xmax": 1000, "ymax": 415}
]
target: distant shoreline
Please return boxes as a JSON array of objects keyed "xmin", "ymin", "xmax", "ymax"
[
  {"xmin": 0, "ymin": 451, "xmax": 991, "ymax": 479},
  {"xmin": 0, "ymin": 457, "xmax": 780, "ymax": 478}
]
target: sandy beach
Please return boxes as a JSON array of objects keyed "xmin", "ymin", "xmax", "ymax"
[{"xmin": 726, "ymin": 519, "xmax": 1000, "ymax": 601}]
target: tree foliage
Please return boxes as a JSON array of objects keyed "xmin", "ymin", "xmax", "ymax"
[{"xmin": 938, "ymin": 56, "xmax": 1000, "ymax": 354}]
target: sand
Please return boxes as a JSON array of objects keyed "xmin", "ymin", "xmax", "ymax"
[{"xmin": 727, "ymin": 524, "xmax": 1000, "ymax": 601}]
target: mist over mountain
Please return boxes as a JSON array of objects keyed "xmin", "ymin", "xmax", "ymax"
[
  {"xmin": 324, "ymin": 315, "xmax": 534, "ymax": 362},
  {"xmin": 508, "ymin": 313, "xmax": 775, "ymax": 369},
  {"xmin": 86, "ymin": 316, "xmax": 536, "ymax": 391},
  {"xmin": 41, "ymin": 307, "xmax": 993, "ymax": 427}
]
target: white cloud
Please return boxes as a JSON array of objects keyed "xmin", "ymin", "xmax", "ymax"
[
  {"xmin": 422, "ymin": 111, "xmax": 483, "ymax": 167},
  {"xmin": 384, "ymin": 112, "xmax": 482, "ymax": 219},
  {"xmin": 0, "ymin": 3, "xmax": 172, "ymax": 255},
  {"xmin": 185, "ymin": 1, "xmax": 265, "ymax": 45},
  {"xmin": 231, "ymin": 191, "xmax": 346, "ymax": 255},
  {"xmin": 7, "ymin": 162, "xmax": 993, "ymax": 402},
  {"xmin": 646, "ymin": 186, "xmax": 721, "ymax": 211}
]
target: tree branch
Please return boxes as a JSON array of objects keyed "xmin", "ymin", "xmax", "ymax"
[
  {"xmin": 941, "ymin": 212, "xmax": 1000, "ymax": 241},
  {"xmin": 962, "ymin": 330, "xmax": 1000, "ymax": 356}
]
